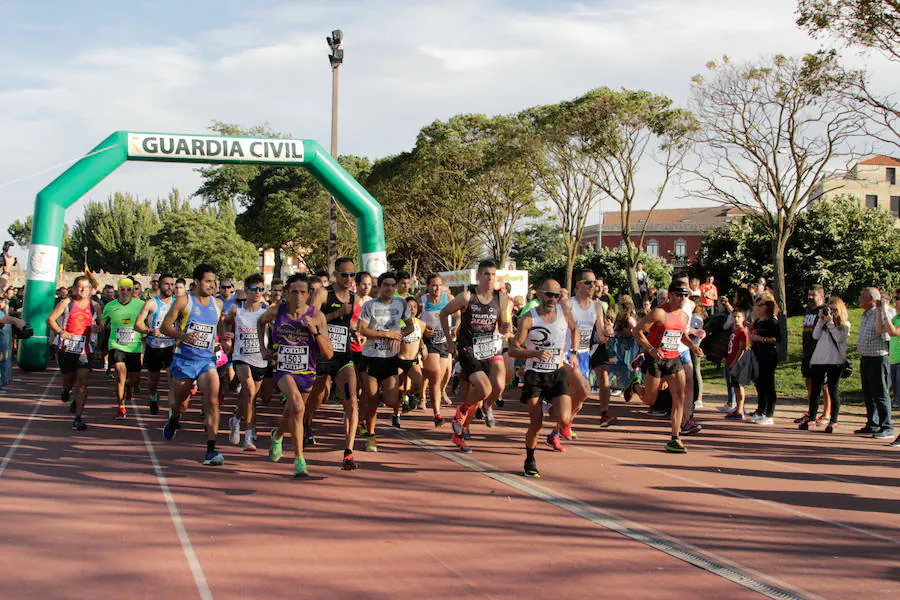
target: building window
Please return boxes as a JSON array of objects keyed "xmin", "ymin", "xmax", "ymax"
[
  {"xmin": 888, "ymin": 167, "xmax": 896, "ymax": 185},
  {"xmin": 892, "ymin": 196, "xmax": 900, "ymax": 218},
  {"xmin": 674, "ymin": 239, "xmax": 687, "ymax": 257},
  {"xmin": 646, "ymin": 239, "xmax": 659, "ymax": 257},
  {"xmin": 866, "ymin": 194, "xmax": 878, "ymax": 209}
]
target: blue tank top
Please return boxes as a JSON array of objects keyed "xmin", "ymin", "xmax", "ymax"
[
  {"xmin": 147, "ymin": 295, "xmax": 175, "ymax": 349},
  {"xmin": 174, "ymin": 293, "xmax": 221, "ymax": 361},
  {"xmin": 420, "ymin": 292, "xmax": 450, "ymax": 344}
]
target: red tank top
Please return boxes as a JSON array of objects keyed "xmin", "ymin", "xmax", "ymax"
[
  {"xmin": 64, "ymin": 300, "xmax": 94, "ymax": 353},
  {"xmin": 647, "ymin": 308, "xmax": 686, "ymax": 359}
]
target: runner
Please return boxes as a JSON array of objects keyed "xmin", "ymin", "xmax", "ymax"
[
  {"xmin": 222, "ymin": 273, "xmax": 268, "ymax": 452},
  {"xmin": 509, "ymin": 279, "xmax": 579, "ymax": 478},
  {"xmin": 258, "ymin": 278, "xmax": 284, "ymax": 405},
  {"xmin": 394, "ymin": 295, "xmax": 426, "ymax": 428},
  {"xmin": 257, "ymin": 273, "xmax": 333, "ymax": 478},
  {"xmin": 306, "ymin": 257, "xmax": 361, "ymax": 470},
  {"xmin": 395, "ymin": 270, "xmax": 412, "ymax": 298},
  {"xmin": 350, "ymin": 271, "xmax": 373, "ymax": 367},
  {"xmin": 46, "ymin": 275, "xmax": 103, "ymax": 431},
  {"xmin": 357, "ymin": 271, "xmax": 415, "ymax": 453},
  {"xmin": 217, "ymin": 278, "xmax": 238, "ymax": 400},
  {"xmin": 160, "ymin": 264, "xmax": 226, "ymax": 466},
  {"xmin": 102, "ymin": 278, "xmax": 144, "ymax": 419},
  {"xmin": 135, "ymin": 274, "xmax": 176, "ymax": 416},
  {"xmin": 632, "ymin": 282, "xmax": 704, "ymax": 453},
  {"xmin": 419, "ymin": 274, "xmax": 453, "ymax": 426},
  {"xmin": 439, "ymin": 259, "xmax": 511, "ymax": 452},
  {"xmin": 174, "ymin": 278, "xmax": 187, "ymax": 298}
]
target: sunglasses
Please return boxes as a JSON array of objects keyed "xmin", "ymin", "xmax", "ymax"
[
  {"xmin": 673, "ymin": 292, "xmax": 689, "ymax": 298},
  {"xmin": 247, "ymin": 286, "xmax": 264, "ymax": 292},
  {"xmin": 221, "ymin": 285, "xmax": 233, "ymax": 289},
  {"xmin": 579, "ymin": 280, "xmax": 597, "ymax": 285},
  {"xmin": 543, "ymin": 291, "xmax": 561, "ymax": 298},
  {"xmin": 338, "ymin": 272, "xmax": 357, "ymax": 278}
]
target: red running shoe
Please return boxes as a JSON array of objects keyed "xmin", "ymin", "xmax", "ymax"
[
  {"xmin": 598, "ymin": 413, "xmax": 618, "ymax": 428},
  {"xmin": 451, "ymin": 432, "xmax": 471, "ymax": 453},
  {"xmin": 115, "ymin": 406, "xmax": 126, "ymax": 420},
  {"xmin": 546, "ymin": 431, "xmax": 564, "ymax": 452},
  {"xmin": 559, "ymin": 422, "xmax": 574, "ymax": 440},
  {"xmin": 451, "ymin": 404, "xmax": 466, "ymax": 436}
]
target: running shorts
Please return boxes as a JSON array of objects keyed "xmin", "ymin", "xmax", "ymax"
[
  {"xmin": 590, "ymin": 343, "xmax": 610, "ymax": 370},
  {"xmin": 424, "ymin": 339, "xmax": 450, "ymax": 358},
  {"xmin": 316, "ymin": 352, "xmax": 355, "ymax": 379},
  {"xmin": 679, "ymin": 349, "xmax": 693, "ymax": 366},
  {"xmin": 457, "ymin": 346, "xmax": 502, "ymax": 379},
  {"xmin": 359, "ymin": 355, "xmax": 399, "ymax": 382},
  {"xmin": 109, "ymin": 349, "xmax": 142, "ymax": 373},
  {"xmin": 274, "ymin": 371, "xmax": 315, "ymax": 393},
  {"xmin": 520, "ymin": 369, "xmax": 569, "ymax": 402},
  {"xmin": 58, "ymin": 350, "xmax": 91, "ymax": 374},
  {"xmin": 397, "ymin": 357, "xmax": 418, "ymax": 374},
  {"xmin": 144, "ymin": 346, "xmax": 174, "ymax": 373},
  {"xmin": 234, "ymin": 360, "xmax": 266, "ymax": 382},
  {"xmin": 169, "ymin": 356, "xmax": 217, "ymax": 381},
  {"xmin": 646, "ymin": 356, "xmax": 683, "ymax": 379}
]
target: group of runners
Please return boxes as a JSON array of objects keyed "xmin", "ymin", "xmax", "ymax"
[{"xmin": 45, "ymin": 257, "xmax": 704, "ymax": 479}]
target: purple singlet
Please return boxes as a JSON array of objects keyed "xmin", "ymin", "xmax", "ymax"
[{"xmin": 272, "ymin": 304, "xmax": 318, "ymax": 393}]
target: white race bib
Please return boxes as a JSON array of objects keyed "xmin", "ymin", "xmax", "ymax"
[
  {"xmin": 184, "ymin": 321, "xmax": 215, "ymax": 350},
  {"xmin": 578, "ymin": 327, "xmax": 593, "ymax": 350},
  {"xmin": 237, "ymin": 330, "xmax": 260, "ymax": 356},
  {"xmin": 431, "ymin": 327, "xmax": 447, "ymax": 344},
  {"xmin": 115, "ymin": 328, "xmax": 135, "ymax": 346},
  {"xmin": 328, "ymin": 324, "xmax": 349, "ymax": 353},
  {"xmin": 63, "ymin": 335, "xmax": 86, "ymax": 355},
  {"xmin": 473, "ymin": 333, "xmax": 500, "ymax": 360},
  {"xmin": 661, "ymin": 330, "xmax": 681, "ymax": 351},
  {"xmin": 276, "ymin": 345, "xmax": 309, "ymax": 373},
  {"xmin": 534, "ymin": 347, "xmax": 562, "ymax": 372}
]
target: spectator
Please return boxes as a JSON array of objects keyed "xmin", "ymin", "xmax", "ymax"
[
  {"xmin": 174, "ymin": 278, "xmax": 187, "ymax": 297},
  {"xmin": 689, "ymin": 304, "xmax": 707, "ymax": 409},
  {"xmin": 597, "ymin": 279, "xmax": 613, "ymax": 309},
  {"xmin": 101, "ymin": 284, "xmax": 116, "ymax": 306},
  {"xmin": 856, "ymin": 287, "xmax": 895, "ymax": 440},
  {"xmin": 635, "ymin": 261, "xmax": 650, "ymax": 299},
  {"xmin": 724, "ymin": 310, "xmax": 751, "ymax": 420},
  {"xmin": 716, "ymin": 288, "xmax": 755, "ymax": 413},
  {"xmin": 799, "ymin": 285, "xmax": 831, "ymax": 425},
  {"xmin": 748, "ymin": 296, "xmax": 781, "ymax": 424},
  {"xmin": 698, "ymin": 275, "xmax": 718, "ymax": 311},
  {"xmin": 800, "ymin": 296, "xmax": 849, "ymax": 433},
  {"xmin": 689, "ymin": 278, "xmax": 702, "ymax": 302},
  {"xmin": 885, "ymin": 287, "xmax": 900, "ymax": 413}
]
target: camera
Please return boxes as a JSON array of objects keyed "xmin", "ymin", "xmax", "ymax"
[{"xmin": 822, "ymin": 306, "xmax": 830, "ymax": 317}]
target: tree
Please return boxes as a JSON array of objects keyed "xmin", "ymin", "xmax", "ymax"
[
  {"xmin": 528, "ymin": 248, "xmax": 672, "ymax": 299},
  {"xmin": 686, "ymin": 53, "xmax": 864, "ymax": 314},
  {"xmin": 7, "ymin": 216, "xmax": 78, "ymax": 270},
  {"xmin": 573, "ymin": 88, "xmax": 697, "ymax": 295},
  {"xmin": 66, "ymin": 192, "xmax": 160, "ymax": 274},
  {"xmin": 152, "ymin": 206, "xmax": 258, "ymax": 279},
  {"xmin": 510, "ymin": 222, "xmax": 566, "ymax": 271}
]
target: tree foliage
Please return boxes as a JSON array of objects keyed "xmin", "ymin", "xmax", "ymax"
[
  {"xmin": 527, "ymin": 248, "xmax": 671, "ymax": 299},
  {"xmin": 797, "ymin": 0, "xmax": 900, "ymax": 60},
  {"xmin": 7, "ymin": 215, "xmax": 77, "ymax": 270},
  {"xmin": 510, "ymin": 222, "xmax": 566, "ymax": 271}
]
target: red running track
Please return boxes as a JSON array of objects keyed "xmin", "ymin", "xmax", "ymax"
[{"xmin": 1, "ymin": 367, "xmax": 898, "ymax": 599}]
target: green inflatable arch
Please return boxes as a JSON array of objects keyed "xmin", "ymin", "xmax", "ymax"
[{"xmin": 19, "ymin": 130, "xmax": 388, "ymax": 371}]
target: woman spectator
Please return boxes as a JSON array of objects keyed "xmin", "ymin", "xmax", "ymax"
[
  {"xmin": 748, "ymin": 296, "xmax": 781, "ymax": 424},
  {"xmin": 800, "ymin": 296, "xmax": 850, "ymax": 433},
  {"xmin": 689, "ymin": 304, "xmax": 707, "ymax": 409},
  {"xmin": 716, "ymin": 288, "xmax": 755, "ymax": 413}
]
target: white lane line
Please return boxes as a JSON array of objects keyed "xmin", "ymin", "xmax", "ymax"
[
  {"xmin": 394, "ymin": 430, "xmax": 820, "ymax": 600},
  {"xmin": 574, "ymin": 444, "xmax": 900, "ymax": 546},
  {"xmin": 0, "ymin": 373, "xmax": 58, "ymax": 479},
  {"xmin": 131, "ymin": 399, "xmax": 214, "ymax": 600}
]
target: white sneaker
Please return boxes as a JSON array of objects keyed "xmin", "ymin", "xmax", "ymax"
[
  {"xmin": 610, "ymin": 389, "xmax": 624, "ymax": 397},
  {"xmin": 228, "ymin": 416, "xmax": 241, "ymax": 445},
  {"xmin": 242, "ymin": 431, "xmax": 256, "ymax": 451},
  {"xmin": 542, "ymin": 400, "xmax": 551, "ymax": 415},
  {"xmin": 758, "ymin": 417, "xmax": 774, "ymax": 425},
  {"xmin": 716, "ymin": 403, "xmax": 736, "ymax": 412},
  {"xmin": 695, "ymin": 399, "xmax": 703, "ymax": 409},
  {"xmin": 747, "ymin": 414, "xmax": 762, "ymax": 424}
]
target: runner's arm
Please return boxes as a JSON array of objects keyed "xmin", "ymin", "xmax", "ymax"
[
  {"xmin": 310, "ymin": 309, "xmax": 334, "ymax": 360},
  {"xmin": 46, "ymin": 298, "xmax": 70, "ymax": 337},
  {"xmin": 439, "ymin": 293, "xmax": 467, "ymax": 344},
  {"xmin": 134, "ymin": 298, "xmax": 156, "ymax": 334},
  {"xmin": 498, "ymin": 292, "xmax": 512, "ymax": 335},
  {"xmin": 256, "ymin": 305, "xmax": 278, "ymax": 360},
  {"xmin": 564, "ymin": 307, "xmax": 579, "ymax": 355},
  {"xmin": 160, "ymin": 295, "xmax": 188, "ymax": 340},
  {"xmin": 633, "ymin": 309, "xmax": 664, "ymax": 358}
]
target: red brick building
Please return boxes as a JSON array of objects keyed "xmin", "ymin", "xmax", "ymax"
[{"xmin": 581, "ymin": 206, "xmax": 743, "ymax": 264}]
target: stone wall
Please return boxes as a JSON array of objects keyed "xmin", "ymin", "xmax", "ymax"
[{"xmin": 5, "ymin": 268, "xmax": 152, "ymax": 290}]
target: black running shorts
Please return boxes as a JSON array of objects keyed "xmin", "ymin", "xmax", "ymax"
[{"xmin": 520, "ymin": 369, "xmax": 569, "ymax": 402}]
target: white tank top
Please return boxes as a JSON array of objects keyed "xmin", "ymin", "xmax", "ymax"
[
  {"xmin": 147, "ymin": 295, "xmax": 175, "ymax": 348},
  {"xmin": 525, "ymin": 305, "xmax": 568, "ymax": 373},
  {"xmin": 567, "ymin": 298, "xmax": 596, "ymax": 354},
  {"xmin": 232, "ymin": 304, "xmax": 267, "ymax": 368}
]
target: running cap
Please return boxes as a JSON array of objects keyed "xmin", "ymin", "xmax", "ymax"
[{"xmin": 117, "ymin": 278, "xmax": 134, "ymax": 289}]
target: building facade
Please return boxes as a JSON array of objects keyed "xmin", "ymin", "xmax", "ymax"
[{"xmin": 811, "ymin": 155, "xmax": 900, "ymax": 220}]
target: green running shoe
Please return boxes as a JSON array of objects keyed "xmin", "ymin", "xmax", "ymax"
[
  {"xmin": 269, "ymin": 428, "xmax": 284, "ymax": 462},
  {"xmin": 665, "ymin": 437, "xmax": 686, "ymax": 454},
  {"xmin": 524, "ymin": 456, "xmax": 541, "ymax": 478},
  {"xmin": 293, "ymin": 457, "xmax": 309, "ymax": 478},
  {"xmin": 365, "ymin": 435, "xmax": 378, "ymax": 453}
]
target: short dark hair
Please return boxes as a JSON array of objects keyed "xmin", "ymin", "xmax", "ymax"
[
  {"xmin": 396, "ymin": 269, "xmax": 411, "ymax": 280},
  {"xmin": 244, "ymin": 273, "xmax": 264, "ymax": 287},
  {"xmin": 378, "ymin": 271, "xmax": 398, "ymax": 286},
  {"xmin": 426, "ymin": 273, "xmax": 442, "ymax": 284},
  {"xmin": 315, "ymin": 270, "xmax": 329, "ymax": 279},
  {"xmin": 477, "ymin": 259, "xmax": 497, "ymax": 274},
  {"xmin": 175, "ymin": 278, "xmax": 187, "ymax": 286},
  {"xmin": 158, "ymin": 273, "xmax": 175, "ymax": 282},
  {"xmin": 193, "ymin": 263, "xmax": 216, "ymax": 281},
  {"xmin": 271, "ymin": 278, "xmax": 283, "ymax": 287},
  {"xmin": 286, "ymin": 273, "xmax": 309, "ymax": 288},
  {"xmin": 334, "ymin": 257, "xmax": 355, "ymax": 271},
  {"xmin": 356, "ymin": 271, "xmax": 371, "ymax": 285},
  {"xmin": 71, "ymin": 275, "xmax": 90, "ymax": 288},
  {"xmin": 809, "ymin": 284, "xmax": 825, "ymax": 294}
]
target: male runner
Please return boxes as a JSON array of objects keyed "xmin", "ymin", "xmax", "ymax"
[
  {"xmin": 102, "ymin": 278, "xmax": 144, "ymax": 419},
  {"xmin": 357, "ymin": 272, "xmax": 415, "ymax": 452},
  {"xmin": 439, "ymin": 259, "xmax": 511, "ymax": 451},
  {"xmin": 135, "ymin": 274, "xmax": 176, "ymax": 415},
  {"xmin": 510, "ymin": 279, "xmax": 578, "ymax": 477},
  {"xmin": 259, "ymin": 278, "xmax": 284, "ymax": 404},
  {"xmin": 174, "ymin": 278, "xmax": 187, "ymax": 298},
  {"xmin": 217, "ymin": 278, "xmax": 238, "ymax": 395},
  {"xmin": 305, "ymin": 257, "xmax": 361, "ymax": 469},
  {"xmin": 223, "ymin": 273, "xmax": 268, "ymax": 451},
  {"xmin": 394, "ymin": 296, "xmax": 426, "ymax": 427},
  {"xmin": 160, "ymin": 264, "xmax": 226, "ymax": 466},
  {"xmin": 419, "ymin": 274, "xmax": 454, "ymax": 426},
  {"xmin": 395, "ymin": 270, "xmax": 412, "ymax": 298},
  {"xmin": 258, "ymin": 273, "xmax": 333, "ymax": 477},
  {"xmin": 46, "ymin": 275, "xmax": 103, "ymax": 430},
  {"xmin": 633, "ymin": 282, "xmax": 703, "ymax": 453}
]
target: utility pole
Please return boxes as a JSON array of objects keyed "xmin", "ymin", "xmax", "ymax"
[{"xmin": 326, "ymin": 29, "xmax": 344, "ymax": 273}]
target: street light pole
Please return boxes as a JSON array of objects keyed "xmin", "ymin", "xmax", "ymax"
[{"xmin": 326, "ymin": 29, "xmax": 344, "ymax": 274}]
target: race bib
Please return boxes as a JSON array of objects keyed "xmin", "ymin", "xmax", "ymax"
[
  {"xmin": 431, "ymin": 326, "xmax": 447, "ymax": 344},
  {"xmin": 276, "ymin": 345, "xmax": 309, "ymax": 373},
  {"xmin": 373, "ymin": 338, "xmax": 392, "ymax": 353},
  {"xmin": 149, "ymin": 334, "xmax": 175, "ymax": 348},
  {"xmin": 534, "ymin": 347, "xmax": 562, "ymax": 372},
  {"xmin": 115, "ymin": 328, "xmax": 135, "ymax": 346},
  {"xmin": 183, "ymin": 321, "xmax": 215, "ymax": 350},
  {"xmin": 238, "ymin": 330, "xmax": 260, "ymax": 356},
  {"xmin": 661, "ymin": 330, "xmax": 681, "ymax": 351},
  {"xmin": 402, "ymin": 326, "xmax": 422, "ymax": 345},
  {"xmin": 578, "ymin": 327, "xmax": 593, "ymax": 350},
  {"xmin": 328, "ymin": 324, "xmax": 349, "ymax": 353},
  {"xmin": 63, "ymin": 335, "xmax": 86, "ymax": 355},
  {"xmin": 473, "ymin": 333, "xmax": 500, "ymax": 360}
]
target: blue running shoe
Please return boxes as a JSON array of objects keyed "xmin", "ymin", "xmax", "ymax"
[
  {"xmin": 203, "ymin": 451, "xmax": 225, "ymax": 466},
  {"xmin": 163, "ymin": 418, "xmax": 178, "ymax": 441}
]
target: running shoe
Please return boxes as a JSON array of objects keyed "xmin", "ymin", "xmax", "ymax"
[
  {"xmin": 190, "ymin": 382, "xmax": 198, "ymax": 395},
  {"xmin": 647, "ymin": 407, "xmax": 669, "ymax": 417},
  {"xmin": 163, "ymin": 418, "xmax": 178, "ymax": 441},
  {"xmin": 681, "ymin": 420, "xmax": 702, "ymax": 435},
  {"xmin": 496, "ymin": 398, "xmax": 504, "ymax": 408},
  {"xmin": 391, "ymin": 414, "xmax": 402, "ymax": 429},
  {"xmin": 434, "ymin": 414, "xmax": 444, "ymax": 428},
  {"xmin": 242, "ymin": 432, "xmax": 257, "ymax": 452},
  {"xmin": 451, "ymin": 432, "xmax": 471, "ymax": 453},
  {"xmin": 407, "ymin": 394, "xmax": 420, "ymax": 411},
  {"xmin": 824, "ymin": 423, "xmax": 837, "ymax": 434},
  {"xmin": 463, "ymin": 427, "xmax": 471, "ymax": 440},
  {"xmin": 106, "ymin": 370, "xmax": 114, "ymax": 380},
  {"xmin": 451, "ymin": 404, "xmax": 466, "ymax": 436},
  {"xmin": 716, "ymin": 403, "xmax": 736, "ymax": 412},
  {"xmin": 61, "ymin": 389, "xmax": 70, "ymax": 403},
  {"xmin": 793, "ymin": 413, "xmax": 810, "ymax": 424},
  {"xmin": 694, "ymin": 399, "xmax": 703, "ymax": 409},
  {"xmin": 148, "ymin": 394, "xmax": 159, "ymax": 416},
  {"xmin": 758, "ymin": 417, "xmax": 775, "ymax": 425},
  {"xmin": 269, "ymin": 429, "xmax": 284, "ymax": 462},
  {"xmin": 546, "ymin": 431, "xmax": 564, "ymax": 452},
  {"xmin": 889, "ymin": 434, "xmax": 900, "ymax": 447},
  {"xmin": 523, "ymin": 456, "xmax": 541, "ymax": 478},
  {"xmin": 365, "ymin": 435, "xmax": 378, "ymax": 453},
  {"xmin": 203, "ymin": 451, "xmax": 225, "ymax": 466},
  {"xmin": 483, "ymin": 407, "xmax": 496, "ymax": 428},
  {"xmin": 443, "ymin": 392, "xmax": 452, "ymax": 406},
  {"xmin": 474, "ymin": 407, "xmax": 484, "ymax": 421},
  {"xmin": 72, "ymin": 416, "xmax": 87, "ymax": 431},
  {"xmin": 401, "ymin": 397, "xmax": 411, "ymax": 414},
  {"xmin": 747, "ymin": 414, "xmax": 763, "ymax": 424},
  {"xmin": 854, "ymin": 425, "xmax": 875, "ymax": 435},
  {"xmin": 228, "ymin": 416, "xmax": 241, "ymax": 445},
  {"xmin": 665, "ymin": 438, "xmax": 686, "ymax": 453},
  {"xmin": 115, "ymin": 406, "xmax": 126, "ymax": 420},
  {"xmin": 873, "ymin": 429, "xmax": 894, "ymax": 439},
  {"xmin": 357, "ymin": 422, "xmax": 368, "ymax": 437},
  {"xmin": 559, "ymin": 422, "xmax": 574, "ymax": 440},
  {"xmin": 598, "ymin": 413, "xmax": 617, "ymax": 428},
  {"xmin": 342, "ymin": 453, "xmax": 358, "ymax": 471},
  {"xmin": 725, "ymin": 410, "xmax": 744, "ymax": 421},
  {"xmin": 798, "ymin": 420, "xmax": 810, "ymax": 430},
  {"xmin": 293, "ymin": 457, "xmax": 309, "ymax": 478},
  {"xmin": 304, "ymin": 428, "xmax": 317, "ymax": 446}
]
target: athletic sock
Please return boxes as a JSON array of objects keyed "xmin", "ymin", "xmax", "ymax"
[
  {"xmin": 344, "ymin": 448, "xmax": 352, "ymax": 457},
  {"xmin": 207, "ymin": 440, "xmax": 216, "ymax": 453},
  {"xmin": 526, "ymin": 447, "xmax": 535, "ymax": 461}
]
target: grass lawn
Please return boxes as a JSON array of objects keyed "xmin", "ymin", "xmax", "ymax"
[{"xmin": 700, "ymin": 307, "xmax": 870, "ymax": 405}]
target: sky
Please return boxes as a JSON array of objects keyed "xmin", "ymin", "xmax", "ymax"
[{"xmin": 0, "ymin": 0, "xmax": 896, "ymax": 262}]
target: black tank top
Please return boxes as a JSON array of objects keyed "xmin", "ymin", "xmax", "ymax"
[
  {"xmin": 457, "ymin": 287, "xmax": 500, "ymax": 348},
  {"xmin": 324, "ymin": 288, "xmax": 355, "ymax": 355}
]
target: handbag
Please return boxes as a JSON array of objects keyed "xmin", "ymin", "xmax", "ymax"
[{"xmin": 824, "ymin": 323, "xmax": 853, "ymax": 379}]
